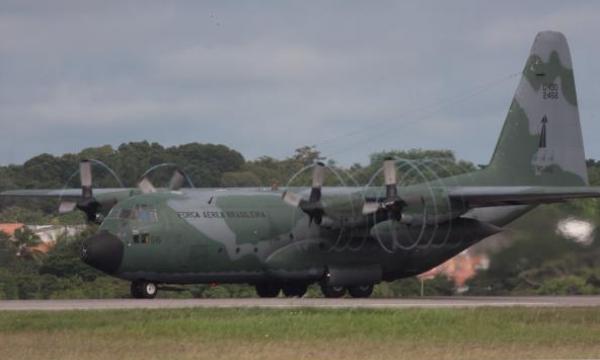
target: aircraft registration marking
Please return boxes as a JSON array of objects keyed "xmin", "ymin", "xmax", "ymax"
[
  {"xmin": 542, "ymin": 83, "xmax": 559, "ymax": 100},
  {"xmin": 177, "ymin": 211, "xmax": 267, "ymax": 219}
]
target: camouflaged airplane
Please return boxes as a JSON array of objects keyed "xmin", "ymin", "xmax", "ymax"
[{"xmin": 3, "ymin": 31, "xmax": 600, "ymax": 299}]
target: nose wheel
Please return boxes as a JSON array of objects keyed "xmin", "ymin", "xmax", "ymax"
[{"xmin": 131, "ymin": 280, "xmax": 158, "ymax": 299}]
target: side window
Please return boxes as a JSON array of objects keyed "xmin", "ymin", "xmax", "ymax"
[
  {"xmin": 141, "ymin": 233, "xmax": 151, "ymax": 244},
  {"xmin": 107, "ymin": 208, "xmax": 121, "ymax": 219},
  {"xmin": 132, "ymin": 233, "xmax": 154, "ymax": 245}
]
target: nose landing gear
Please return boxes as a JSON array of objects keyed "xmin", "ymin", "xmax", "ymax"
[{"xmin": 131, "ymin": 280, "xmax": 158, "ymax": 299}]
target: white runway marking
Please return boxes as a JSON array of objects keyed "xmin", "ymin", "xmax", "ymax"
[{"xmin": 1, "ymin": 296, "xmax": 600, "ymax": 311}]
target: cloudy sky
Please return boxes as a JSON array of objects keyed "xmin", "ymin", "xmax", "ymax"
[{"xmin": 1, "ymin": 1, "xmax": 600, "ymax": 167}]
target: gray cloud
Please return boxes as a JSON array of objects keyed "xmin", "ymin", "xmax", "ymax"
[{"xmin": 1, "ymin": 0, "xmax": 599, "ymax": 167}]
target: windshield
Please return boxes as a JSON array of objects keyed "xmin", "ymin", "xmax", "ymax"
[{"xmin": 107, "ymin": 205, "xmax": 158, "ymax": 223}]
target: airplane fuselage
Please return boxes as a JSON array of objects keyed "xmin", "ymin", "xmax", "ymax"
[{"xmin": 85, "ymin": 188, "xmax": 526, "ymax": 288}]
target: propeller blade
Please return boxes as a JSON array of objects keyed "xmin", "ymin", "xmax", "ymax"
[
  {"xmin": 312, "ymin": 162, "xmax": 325, "ymax": 188},
  {"xmin": 362, "ymin": 201, "xmax": 381, "ymax": 215},
  {"xmin": 137, "ymin": 177, "xmax": 157, "ymax": 194},
  {"xmin": 282, "ymin": 191, "xmax": 302, "ymax": 207},
  {"xmin": 58, "ymin": 201, "xmax": 77, "ymax": 214},
  {"xmin": 309, "ymin": 162, "xmax": 325, "ymax": 202},
  {"xmin": 80, "ymin": 160, "xmax": 93, "ymax": 199},
  {"xmin": 383, "ymin": 158, "xmax": 397, "ymax": 200},
  {"xmin": 169, "ymin": 169, "xmax": 185, "ymax": 191}
]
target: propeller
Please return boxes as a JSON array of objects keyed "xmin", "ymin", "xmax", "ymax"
[
  {"xmin": 362, "ymin": 158, "xmax": 413, "ymax": 222},
  {"xmin": 137, "ymin": 166, "xmax": 188, "ymax": 194},
  {"xmin": 282, "ymin": 162, "xmax": 326, "ymax": 225},
  {"xmin": 59, "ymin": 160, "xmax": 102, "ymax": 223},
  {"xmin": 59, "ymin": 160, "xmax": 191, "ymax": 222}
]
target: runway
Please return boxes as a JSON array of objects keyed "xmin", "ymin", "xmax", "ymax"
[{"xmin": 2, "ymin": 296, "xmax": 600, "ymax": 311}]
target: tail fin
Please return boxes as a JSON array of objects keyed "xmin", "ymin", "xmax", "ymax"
[{"xmin": 487, "ymin": 31, "xmax": 587, "ymax": 186}]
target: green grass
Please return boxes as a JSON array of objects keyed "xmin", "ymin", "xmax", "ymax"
[{"xmin": 1, "ymin": 307, "xmax": 599, "ymax": 359}]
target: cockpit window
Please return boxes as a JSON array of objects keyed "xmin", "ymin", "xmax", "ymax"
[
  {"xmin": 133, "ymin": 205, "xmax": 158, "ymax": 223},
  {"xmin": 120, "ymin": 209, "xmax": 133, "ymax": 219},
  {"xmin": 107, "ymin": 208, "xmax": 132, "ymax": 219},
  {"xmin": 107, "ymin": 208, "xmax": 121, "ymax": 219},
  {"xmin": 107, "ymin": 205, "xmax": 158, "ymax": 223}
]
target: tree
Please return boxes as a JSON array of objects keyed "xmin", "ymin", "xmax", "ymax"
[
  {"xmin": 292, "ymin": 146, "xmax": 324, "ymax": 166},
  {"xmin": 13, "ymin": 227, "xmax": 43, "ymax": 261},
  {"xmin": 221, "ymin": 171, "xmax": 262, "ymax": 187},
  {"xmin": 39, "ymin": 228, "xmax": 102, "ymax": 281}
]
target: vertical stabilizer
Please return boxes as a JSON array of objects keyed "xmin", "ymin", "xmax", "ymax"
[{"xmin": 487, "ymin": 31, "xmax": 587, "ymax": 186}]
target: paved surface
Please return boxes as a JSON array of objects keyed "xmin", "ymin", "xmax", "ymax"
[{"xmin": 2, "ymin": 296, "xmax": 600, "ymax": 311}]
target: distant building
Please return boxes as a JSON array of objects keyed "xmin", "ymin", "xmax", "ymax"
[
  {"xmin": 0, "ymin": 223, "xmax": 25, "ymax": 237},
  {"xmin": 418, "ymin": 250, "xmax": 490, "ymax": 293},
  {"xmin": 0, "ymin": 223, "xmax": 87, "ymax": 254}
]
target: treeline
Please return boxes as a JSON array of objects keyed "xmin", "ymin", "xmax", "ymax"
[{"xmin": 0, "ymin": 141, "xmax": 475, "ymax": 190}]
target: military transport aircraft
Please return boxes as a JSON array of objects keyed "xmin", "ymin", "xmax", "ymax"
[{"xmin": 2, "ymin": 31, "xmax": 599, "ymax": 299}]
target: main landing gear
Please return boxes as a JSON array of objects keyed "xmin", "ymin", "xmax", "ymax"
[
  {"xmin": 131, "ymin": 280, "xmax": 158, "ymax": 299},
  {"xmin": 255, "ymin": 283, "xmax": 309, "ymax": 298},
  {"xmin": 347, "ymin": 284, "xmax": 374, "ymax": 298},
  {"xmin": 282, "ymin": 283, "xmax": 308, "ymax": 297},
  {"xmin": 320, "ymin": 283, "xmax": 374, "ymax": 298},
  {"xmin": 255, "ymin": 282, "xmax": 375, "ymax": 298},
  {"xmin": 255, "ymin": 283, "xmax": 281, "ymax": 298},
  {"xmin": 319, "ymin": 284, "xmax": 346, "ymax": 298}
]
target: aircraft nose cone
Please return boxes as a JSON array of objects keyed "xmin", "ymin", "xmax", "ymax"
[{"xmin": 81, "ymin": 231, "xmax": 124, "ymax": 274}]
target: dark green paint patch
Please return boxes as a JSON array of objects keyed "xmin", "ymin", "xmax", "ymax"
[{"xmin": 523, "ymin": 51, "xmax": 577, "ymax": 106}]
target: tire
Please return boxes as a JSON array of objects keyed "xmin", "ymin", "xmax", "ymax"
[
  {"xmin": 255, "ymin": 283, "xmax": 281, "ymax": 298},
  {"xmin": 282, "ymin": 283, "xmax": 308, "ymax": 298},
  {"xmin": 130, "ymin": 282, "xmax": 143, "ymax": 299},
  {"xmin": 320, "ymin": 284, "xmax": 346, "ymax": 298},
  {"xmin": 348, "ymin": 284, "xmax": 374, "ymax": 298},
  {"xmin": 131, "ymin": 280, "xmax": 157, "ymax": 299}
]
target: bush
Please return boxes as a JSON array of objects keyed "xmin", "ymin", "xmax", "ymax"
[{"xmin": 537, "ymin": 275, "xmax": 596, "ymax": 295}]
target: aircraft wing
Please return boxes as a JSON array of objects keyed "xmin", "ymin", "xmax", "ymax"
[
  {"xmin": 0, "ymin": 188, "xmax": 131, "ymax": 200},
  {"xmin": 311, "ymin": 185, "xmax": 600, "ymax": 228},
  {"xmin": 448, "ymin": 186, "xmax": 600, "ymax": 207}
]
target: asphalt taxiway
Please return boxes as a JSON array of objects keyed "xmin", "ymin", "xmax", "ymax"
[{"xmin": 1, "ymin": 296, "xmax": 600, "ymax": 311}]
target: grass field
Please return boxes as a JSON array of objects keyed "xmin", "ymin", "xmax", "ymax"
[{"xmin": 1, "ymin": 307, "xmax": 599, "ymax": 360}]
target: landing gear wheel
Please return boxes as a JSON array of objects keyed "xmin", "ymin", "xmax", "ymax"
[
  {"xmin": 130, "ymin": 282, "xmax": 143, "ymax": 298},
  {"xmin": 320, "ymin": 284, "xmax": 346, "ymax": 298},
  {"xmin": 255, "ymin": 283, "xmax": 281, "ymax": 298},
  {"xmin": 348, "ymin": 284, "xmax": 374, "ymax": 298},
  {"xmin": 131, "ymin": 280, "xmax": 158, "ymax": 299},
  {"xmin": 282, "ymin": 283, "xmax": 308, "ymax": 298}
]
